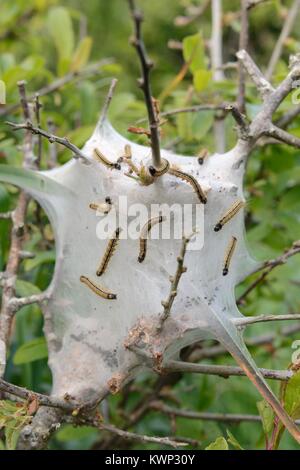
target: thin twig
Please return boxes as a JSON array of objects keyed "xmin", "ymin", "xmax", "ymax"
[
  {"xmin": 174, "ymin": 0, "xmax": 211, "ymax": 27},
  {"xmin": 158, "ymin": 234, "xmax": 192, "ymax": 327},
  {"xmin": 34, "ymin": 94, "xmax": 43, "ymax": 167},
  {"xmin": 266, "ymin": 0, "xmax": 300, "ymax": 80},
  {"xmin": 151, "ymin": 401, "xmax": 300, "ymax": 425},
  {"xmin": 97, "ymin": 78, "xmax": 118, "ymax": 131},
  {"xmin": 236, "ymin": 50, "xmax": 274, "ymax": 101},
  {"xmin": 128, "ymin": 0, "xmax": 162, "ymax": 169},
  {"xmin": 163, "ymin": 360, "xmax": 292, "ymax": 381},
  {"xmin": 211, "ymin": 0, "xmax": 226, "ymax": 153},
  {"xmin": 233, "ymin": 313, "xmax": 300, "ymax": 327},
  {"xmin": 6, "ymin": 121, "xmax": 89, "ymax": 163},
  {"xmin": 238, "ymin": 0, "xmax": 249, "ymax": 113},
  {"xmin": 47, "ymin": 119, "xmax": 58, "ymax": 169},
  {"xmin": 0, "ymin": 212, "xmax": 13, "ymax": 220}
]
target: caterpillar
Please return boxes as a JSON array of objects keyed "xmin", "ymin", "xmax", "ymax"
[
  {"xmin": 168, "ymin": 167, "xmax": 207, "ymax": 204},
  {"xmin": 89, "ymin": 197, "xmax": 112, "ymax": 214},
  {"xmin": 198, "ymin": 149, "xmax": 209, "ymax": 165},
  {"xmin": 93, "ymin": 148, "xmax": 121, "ymax": 170},
  {"xmin": 223, "ymin": 236, "xmax": 237, "ymax": 276},
  {"xmin": 138, "ymin": 215, "xmax": 165, "ymax": 263},
  {"xmin": 124, "ymin": 144, "xmax": 132, "ymax": 159},
  {"xmin": 80, "ymin": 275, "xmax": 117, "ymax": 299},
  {"xmin": 96, "ymin": 228, "xmax": 121, "ymax": 276},
  {"xmin": 149, "ymin": 158, "xmax": 170, "ymax": 177},
  {"xmin": 214, "ymin": 200, "xmax": 245, "ymax": 232}
]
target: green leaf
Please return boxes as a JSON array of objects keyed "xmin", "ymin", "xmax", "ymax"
[
  {"xmin": 183, "ymin": 33, "xmax": 206, "ymax": 73},
  {"xmin": 15, "ymin": 280, "xmax": 41, "ymax": 297},
  {"xmin": 4, "ymin": 427, "xmax": 20, "ymax": 450},
  {"xmin": 193, "ymin": 69, "xmax": 212, "ymax": 92},
  {"xmin": 24, "ymin": 251, "xmax": 55, "ymax": 272},
  {"xmin": 13, "ymin": 337, "xmax": 48, "ymax": 365},
  {"xmin": 71, "ymin": 37, "xmax": 93, "ymax": 72},
  {"xmin": 283, "ymin": 370, "xmax": 300, "ymax": 419},
  {"xmin": 257, "ymin": 400, "xmax": 274, "ymax": 435},
  {"xmin": 226, "ymin": 430, "xmax": 244, "ymax": 450},
  {"xmin": 205, "ymin": 436, "xmax": 228, "ymax": 450},
  {"xmin": 47, "ymin": 7, "xmax": 75, "ymax": 62}
]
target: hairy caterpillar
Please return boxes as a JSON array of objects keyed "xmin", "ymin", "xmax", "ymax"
[
  {"xmin": 223, "ymin": 236, "xmax": 237, "ymax": 276},
  {"xmin": 149, "ymin": 158, "xmax": 170, "ymax": 177},
  {"xmin": 168, "ymin": 167, "xmax": 207, "ymax": 204},
  {"xmin": 138, "ymin": 215, "xmax": 165, "ymax": 263},
  {"xmin": 198, "ymin": 149, "xmax": 209, "ymax": 165},
  {"xmin": 89, "ymin": 197, "xmax": 112, "ymax": 214},
  {"xmin": 93, "ymin": 148, "xmax": 121, "ymax": 170},
  {"xmin": 80, "ymin": 275, "xmax": 117, "ymax": 299},
  {"xmin": 96, "ymin": 228, "xmax": 121, "ymax": 276},
  {"xmin": 214, "ymin": 200, "xmax": 245, "ymax": 232}
]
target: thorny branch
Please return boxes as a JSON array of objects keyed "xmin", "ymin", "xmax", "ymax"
[{"xmin": 128, "ymin": 0, "xmax": 162, "ymax": 170}]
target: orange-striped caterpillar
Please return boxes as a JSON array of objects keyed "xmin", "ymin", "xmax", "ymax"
[
  {"xmin": 168, "ymin": 167, "xmax": 207, "ymax": 204},
  {"xmin": 89, "ymin": 197, "xmax": 112, "ymax": 215},
  {"xmin": 149, "ymin": 158, "xmax": 170, "ymax": 177},
  {"xmin": 138, "ymin": 216, "xmax": 165, "ymax": 263},
  {"xmin": 96, "ymin": 228, "xmax": 121, "ymax": 276},
  {"xmin": 223, "ymin": 236, "xmax": 237, "ymax": 276},
  {"xmin": 80, "ymin": 275, "xmax": 117, "ymax": 299},
  {"xmin": 198, "ymin": 149, "xmax": 209, "ymax": 165},
  {"xmin": 93, "ymin": 148, "xmax": 121, "ymax": 170},
  {"xmin": 214, "ymin": 200, "xmax": 245, "ymax": 232}
]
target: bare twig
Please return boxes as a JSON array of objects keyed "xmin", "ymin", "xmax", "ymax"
[
  {"xmin": 0, "ymin": 59, "xmax": 113, "ymax": 117},
  {"xmin": 89, "ymin": 419, "xmax": 188, "ymax": 448},
  {"xmin": 265, "ymin": 124, "xmax": 300, "ymax": 148},
  {"xmin": 158, "ymin": 234, "xmax": 192, "ymax": 327},
  {"xmin": 163, "ymin": 360, "xmax": 292, "ymax": 381},
  {"xmin": 0, "ymin": 212, "xmax": 13, "ymax": 220},
  {"xmin": 238, "ymin": 0, "xmax": 249, "ymax": 113},
  {"xmin": 47, "ymin": 119, "xmax": 58, "ymax": 169},
  {"xmin": 236, "ymin": 50, "xmax": 274, "ymax": 101},
  {"xmin": 211, "ymin": 0, "xmax": 226, "ymax": 153},
  {"xmin": 97, "ymin": 78, "xmax": 118, "ymax": 131},
  {"xmin": 151, "ymin": 401, "xmax": 300, "ymax": 425},
  {"xmin": 34, "ymin": 94, "xmax": 43, "ymax": 167},
  {"xmin": 233, "ymin": 313, "xmax": 300, "ymax": 327},
  {"xmin": 8, "ymin": 292, "xmax": 51, "ymax": 313},
  {"xmin": 128, "ymin": 0, "xmax": 162, "ymax": 169},
  {"xmin": 6, "ymin": 121, "xmax": 89, "ymax": 163},
  {"xmin": 275, "ymin": 104, "xmax": 300, "ymax": 129},
  {"xmin": 266, "ymin": 0, "xmax": 300, "ymax": 80},
  {"xmin": 136, "ymin": 103, "xmax": 230, "ymax": 124}
]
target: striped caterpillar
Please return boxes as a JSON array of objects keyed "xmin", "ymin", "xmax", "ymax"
[
  {"xmin": 214, "ymin": 200, "xmax": 245, "ymax": 232},
  {"xmin": 80, "ymin": 275, "xmax": 117, "ymax": 299},
  {"xmin": 138, "ymin": 216, "xmax": 165, "ymax": 263},
  {"xmin": 223, "ymin": 236, "xmax": 237, "ymax": 276},
  {"xmin": 89, "ymin": 197, "xmax": 112, "ymax": 215},
  {"xmin": 93, "ymin": 148, "xmax": 121, "ymax": 170},
  {"xmin": 168, "ymin": 167, "xmax": 207, "ymax": 204},
  {"xmin": 96, "ymin": 228, "xmax": 121, "ymax": 276},
  {"xmin": 149, "ymin": 158, "xmax": 170, "ymax": 177}
]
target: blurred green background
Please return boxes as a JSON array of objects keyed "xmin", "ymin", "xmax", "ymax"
[{"xmin": 1, "ymin": 0, "xmax": 300, "ymax": 450}]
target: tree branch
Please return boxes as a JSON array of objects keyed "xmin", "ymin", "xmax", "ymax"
[
  {"xmin": 128, "ymin": 0, "xmax": 162, "ymax": 169},
  {"xmin": 236, "ymin": 49, "xmax": 274, "ymax": 100},
  {"xmin": 97, "ymin": 78, "xmax": 118, "ymax": 131},
  {"xmin": 163, "ymin": 360, "xmax": 292, "ymax": 381},
  {"xmin": 266, "ymin": 0, "xmax": 300, "ymax": 80},
  {"xmin": 238, "ymin": 0, "xmax": 249, "ymax": 113},
  {"xmin": 233, "ymin": 313, "xmax": 300, "ymax": 327},
  {"xmin": 6, "ymin": 121, "xmax": 90, "ymax": 163}
]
